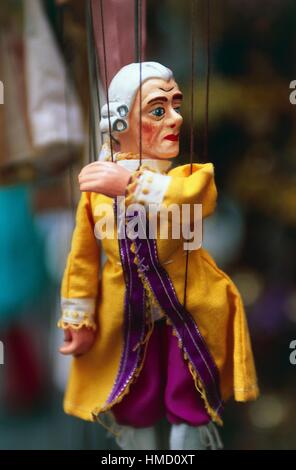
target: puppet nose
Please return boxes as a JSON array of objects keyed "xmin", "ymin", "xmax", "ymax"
[
  {"xmin": 172, "ymin": 111, "xmax": 183, "ymax": 128},
  {"xmin": 167, "ymin": 110, "xmax": 183, "ymax": 129}
]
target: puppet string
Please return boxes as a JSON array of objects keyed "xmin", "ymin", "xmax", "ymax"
[
  {"xmin": 90, "ymin": 1, "xmax": 102, "ymax": 123},
  {"xmin": 99, "ymin": 0, "xmax": 114, "ymax": 162},
  {"xmin": 86, "ymin": 0, "xmax": 98, "ymax": 163},
  {"xmin": 136, "ymin": 0, "xmax": 143, "ymax": 167},
  {"xmin": 183, "ymin": 0, "xmax": 197, "ymax": 308},
  {"xmin": 204, "ymin": 0, "xmax": 210, "ymax": 163}
]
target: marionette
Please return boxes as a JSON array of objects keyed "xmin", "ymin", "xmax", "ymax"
[{"xmin": 58, "ymin": 62, "xmax": 259, "ymax": 450}]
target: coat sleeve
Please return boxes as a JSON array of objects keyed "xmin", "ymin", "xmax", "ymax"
[
  {"xmin": 58, "ymin": 192, "xmax": 100, "ymax": 330},
  {"xmin": 125, "ymin": 163, "xmax": 217, "ymax": 219}
]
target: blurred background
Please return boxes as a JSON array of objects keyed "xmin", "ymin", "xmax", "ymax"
[{"xmin": 0, "ymin": 0, "xmax": 296, "ymax": 450}]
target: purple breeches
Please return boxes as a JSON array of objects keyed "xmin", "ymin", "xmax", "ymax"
[{"xmin": 112, "ymin": 320, "xmax": 211, "ymax": 428}]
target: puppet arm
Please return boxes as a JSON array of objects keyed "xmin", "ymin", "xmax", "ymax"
[
  {"xmin": 125, "ymin": 162, "xmax": 217, "ymax": 218},
  {"xmin": 58, "ymin": 191, "xmax": 100, "ymax": 332}
]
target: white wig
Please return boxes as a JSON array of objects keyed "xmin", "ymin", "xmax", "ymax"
[{"xmin": 99, "ymin": 62, "xmax": 173, "ymax": 135}]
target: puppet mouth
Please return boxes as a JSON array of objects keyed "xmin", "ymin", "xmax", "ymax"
[{"xmin": 164, "ymin": 134, "xmax": 179, "ymax": 141}]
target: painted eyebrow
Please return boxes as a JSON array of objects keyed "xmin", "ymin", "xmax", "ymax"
[
  {"xmin": 172, "ymin": 93, "xmax": 183, "ymax": 101},
  {"xmin": 147, "ymin": 96, "xmax": 168, "ymax": 105},
  {"xmin": 146, "ymin": 93, "xmax": 183, "ymax": 105}
]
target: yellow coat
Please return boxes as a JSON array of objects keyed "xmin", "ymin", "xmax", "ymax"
[{"xmin": 60, "ymin": 162, "xmax": 259, "ymax": 423}]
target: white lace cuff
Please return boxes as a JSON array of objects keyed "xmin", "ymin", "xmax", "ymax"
[{"xmin": 58, "ymin": 297, "xmax": 96, "ymax": 330}]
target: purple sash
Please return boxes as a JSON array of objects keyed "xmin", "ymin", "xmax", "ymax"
[
  {"xmin": 106, "ymin": 208, "xmax": 223, "ymax": 420},
  {"xmin": 106, "ymin": 234, "xmax": 147, "ymax": 404}
]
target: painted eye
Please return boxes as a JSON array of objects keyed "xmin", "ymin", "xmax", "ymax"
[
  {"xmin": 151, "ymin": 107, "xmax": 165, "ymax": 118},
  {"xmin": 174, "ymin": 107, "xmax": 181, "ymax": 114}
]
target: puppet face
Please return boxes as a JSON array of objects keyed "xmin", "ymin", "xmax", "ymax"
[{"xmin": 117, "ymin": 78, "xmax": 183, "ymax": 159}]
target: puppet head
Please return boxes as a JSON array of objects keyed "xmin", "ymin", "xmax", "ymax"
[{"xmin": 100, "ymin": 62, "xmax": 183, "ymax": 159}]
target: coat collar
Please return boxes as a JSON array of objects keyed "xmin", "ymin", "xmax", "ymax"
[{"xmin": 116, "ymin": 158, "xmax": 172, "ymax": 174}]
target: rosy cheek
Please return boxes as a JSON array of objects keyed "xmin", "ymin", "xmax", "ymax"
[{"xmin": 142, "ymin": 121, "xmax": 158, "ymax": 146}]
